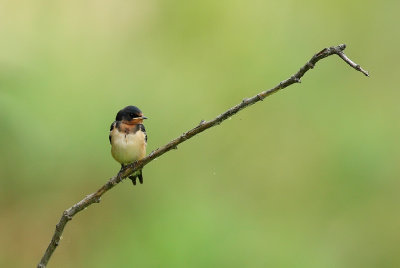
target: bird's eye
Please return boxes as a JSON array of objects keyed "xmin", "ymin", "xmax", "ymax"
[{"xmin": 130, "ymin": 113, "xmax": 135, "ymax": 117}]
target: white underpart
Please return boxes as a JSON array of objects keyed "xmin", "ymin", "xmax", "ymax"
[{"xmin": 111, "ymin": 129, "xmax": 146, "ymax": 164}]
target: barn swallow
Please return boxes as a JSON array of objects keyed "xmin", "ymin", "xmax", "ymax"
[{"xmin": 109, "ymin": 106, "xmax": 148, "ymax": 185}]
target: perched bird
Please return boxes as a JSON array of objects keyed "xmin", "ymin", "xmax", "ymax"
[{"xmin": 109, "ymin": 106, "xmax": 148, "ymax": 185}]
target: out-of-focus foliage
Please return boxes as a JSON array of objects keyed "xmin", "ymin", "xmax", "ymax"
[{"xmin": 0, "ymin": 0, "xmax": 399, "ymax": 267}]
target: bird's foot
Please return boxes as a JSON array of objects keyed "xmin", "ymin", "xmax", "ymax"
[{"xmin": 116, "ymin": 164, "xmax": 127, "ymax": 182}]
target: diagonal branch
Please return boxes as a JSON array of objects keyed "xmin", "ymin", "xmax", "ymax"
[{"xmin": 37, "ymin": 44, "xmax": 369, "ymax": 267}]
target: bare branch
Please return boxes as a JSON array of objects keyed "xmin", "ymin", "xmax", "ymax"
[
  {"xmin": 335, "ymin": 46, "xmax": 369, "ymax": 77},
  {"xmin": 37, "ymin": 44, "xmax": 368, "ymax": 267}
]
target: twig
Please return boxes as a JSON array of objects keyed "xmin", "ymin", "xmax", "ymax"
[{"xmin": 37, "ymin": 44, "xmax": 368, "ymax": 267}]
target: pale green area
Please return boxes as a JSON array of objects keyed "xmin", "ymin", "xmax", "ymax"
[{"xmin": 0, "ymin": 0, "xmax": 399, "ymax": 267}]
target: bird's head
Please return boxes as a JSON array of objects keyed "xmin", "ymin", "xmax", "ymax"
[{"xmin": 116, "ymin": 105, "xmax": 148, "ymax": 124}]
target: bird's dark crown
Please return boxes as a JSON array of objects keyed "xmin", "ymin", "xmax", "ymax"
[{"xmin": 116, "ymin": 106, "xmax": 143, "ymax": 121}]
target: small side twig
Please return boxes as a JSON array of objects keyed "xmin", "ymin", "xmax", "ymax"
[
  {"xmin": 37, "ymin": 44, "xmax": 368, "ymax": 267},
  {"xmin": 335, "ymin": 48, "xmax": 369, "ymax": 77}
]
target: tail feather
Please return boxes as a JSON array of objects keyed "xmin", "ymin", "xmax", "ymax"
[
  {"xmin": 138, "ymin": 170, "xmax": 143, "ymax": 184},
  {"xmin": 128, "ymin": 169, "xmax": 143, "ymax": 186}
]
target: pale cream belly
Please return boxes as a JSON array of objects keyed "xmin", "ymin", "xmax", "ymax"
[{"xmin": 111, "ymin": 130, "xmax": 146, "ymax": 164}]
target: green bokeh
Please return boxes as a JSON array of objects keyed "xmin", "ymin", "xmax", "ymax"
[{"xmin": 0, "ymin": 0, "xmax": 399, "ymax": 267}]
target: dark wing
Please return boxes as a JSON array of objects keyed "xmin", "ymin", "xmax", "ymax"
[
  {"xmin": 140, "ymin": 124, "xmax": 147, "ymax": 143},
  {"xmin": 109, "ymin": 121, "xmax": 116, "ymax": 144}
]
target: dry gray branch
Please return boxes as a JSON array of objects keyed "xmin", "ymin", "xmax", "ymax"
[{"xmin": 37, "ymin": 44, "xmax": 368, "ymax": 267}]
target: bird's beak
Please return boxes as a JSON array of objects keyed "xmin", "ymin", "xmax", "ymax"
[{"xmin": 140, "ymin": 116, "xmax": 148, "ymax": 119}]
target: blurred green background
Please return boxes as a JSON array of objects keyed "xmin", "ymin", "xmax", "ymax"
[{"xmin": 1, "ymin": 0, "xmax": 399, "ymax": 267}]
